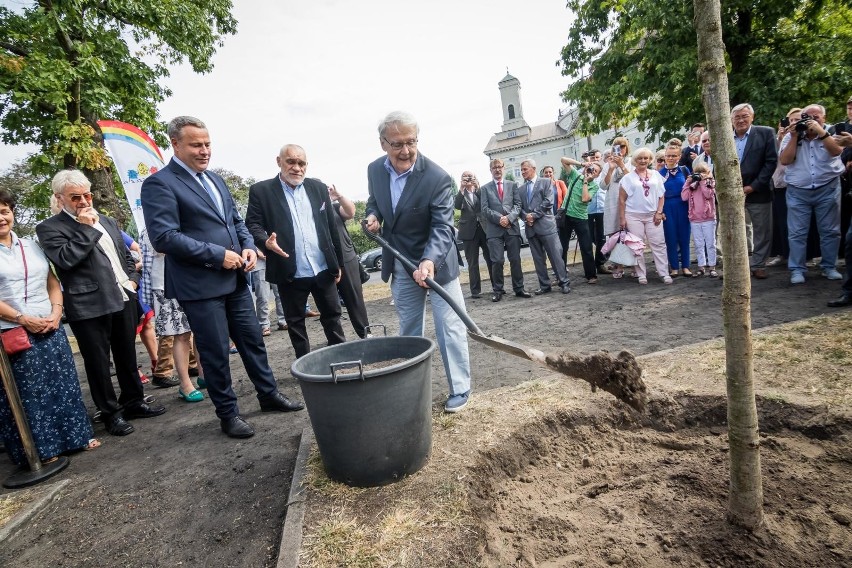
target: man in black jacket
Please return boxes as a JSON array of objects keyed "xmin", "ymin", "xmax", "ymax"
[
  {"xmin": 245, "ymin": 144, "xmax": 346, "ymax": 358},
  {"xmin": 454, "ymin": 171, "xmax": 492, "ymax": 298}
]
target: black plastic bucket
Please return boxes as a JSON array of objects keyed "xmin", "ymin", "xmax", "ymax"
[{"xmin": 290, "ymin": 336, "xmax": 435, "ymax": 487}]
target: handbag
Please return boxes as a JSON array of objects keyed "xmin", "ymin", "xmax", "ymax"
[
  {"xmin": 608, "ymin": 232, "xmax": 638, "ymax": 267},
  {"xmin": 2, "ymin": 326, "xmax": 32, "ymax": 355}
]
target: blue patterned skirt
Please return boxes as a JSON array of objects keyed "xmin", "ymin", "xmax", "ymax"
[{"xmin": 0, "ymin": 327, "xmax": 94, "ymax": 465}]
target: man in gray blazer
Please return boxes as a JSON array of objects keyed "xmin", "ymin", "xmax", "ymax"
[
  {"xmin": 480, "ymin": 158, "xmax": 530, "ymax": 301},
  {"xmin": 364, "ymin": 111, "xmax": 472, "ymax": 413},
  {"xmin": 519, "ymin": 159, "xmax": 571, "ymax": 294}
]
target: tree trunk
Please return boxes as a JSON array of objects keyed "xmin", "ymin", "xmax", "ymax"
[
  {"xmin": 693, "ymin": 0, "xmax": 764, "ymax": 530},
  {"xmin": 86, "ymin": 121, "xmax": 126, "ymax": 226}
]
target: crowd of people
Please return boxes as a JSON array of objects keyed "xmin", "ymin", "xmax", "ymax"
[
  {"xmin": 457, "ymin": 98, "xmax": 852, "ymax": 301},
  {"xmin": 1, "ymin": 99, "xmax": 851, "ymax": 466}
]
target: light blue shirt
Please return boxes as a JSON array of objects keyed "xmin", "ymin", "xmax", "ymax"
[
  {"xmin": 280, "ymin": 177, "xmax": 328, "ymax": 278},
  {"xmin": 173, "ymin": 157, "xmax": 224, "ymax": 215},
  {"xmin": 779, "ymin": 133, "xmax": 845, "ymax": 188},
  {"xmin": 0, "ymin": 233, "xmax": 53, "ymax": 330},
  {"xmin": 383, "ymin": 158, "xmax": 415, "ymax": 212},
  {"xmin": 734, "ymin": 127, "xmax": 751, "ymax": 162}
]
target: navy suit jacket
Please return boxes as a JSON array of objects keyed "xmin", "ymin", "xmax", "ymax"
[
  {"xmin": 738, "ymin": 125, "xmax": 778, "ymax": 204},
  {"xmin": 36, "ymin": 212, "xmax": 140, "ymax": 321},
  {"xmin": 245, "ymin": 176, "xmax": 343, "ymax": 285},
  {"xmin": 365, "ymin": 153, "xmax": 459, "ymax": 285},
  {"xmin": 140, "ymin": 159, "xmax": 255, "ymax": 301}
]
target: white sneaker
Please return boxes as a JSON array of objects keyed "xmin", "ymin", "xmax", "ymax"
[
  {"xmin": 662, "ymin": 275, "xmax": 673, "ymax": 285},
  {"xmin": 823, "ymin": 269, "xmax": 843, "ymax": 281},
  {"xmin": 791, "ymin": 271, "xmax": 806, "ymax": 285}
]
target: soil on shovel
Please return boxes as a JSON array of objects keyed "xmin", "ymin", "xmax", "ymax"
[{"xmin": 546, "ymin": 349, "xmax": 647, "ymax": 411}]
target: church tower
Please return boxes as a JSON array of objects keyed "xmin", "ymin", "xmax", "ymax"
[{"xmin": 496, "ymin": 71, "xmax": 530, "ymax": 142}]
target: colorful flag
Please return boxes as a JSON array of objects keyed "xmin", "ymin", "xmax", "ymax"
[{"xmin": 97, "ymin": 120, "xmax": 165, "ymax": 232}]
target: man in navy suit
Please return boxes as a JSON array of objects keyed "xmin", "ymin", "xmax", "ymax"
[
  {"xmin": 732, "ymin": 103, "xmax": 778, "ymax": 279},
  {"xmin": 141, "ymin": 116, "xmax": 303, "ymax": 439},
  {"xmin": 364, "ymin": 111, "xmax": 472, "ymax": 413},
  {"xmin": 245, "ymin": 144, "xmax": 346, "ymax": 357}
]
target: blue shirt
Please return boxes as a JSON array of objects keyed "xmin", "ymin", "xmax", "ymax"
[
  {"xmin": 659, "ymin": 166, "xmax": 688, "ymax": 199},
  {"xmin": 280, "ymin": 177, "xmax": 328, "ymax": 278},
  {"xmin": 734, "ymin": 127, "xmax": 751, "ymax": 162},
  {"xmin": 173, "ymin": 157, "xmax": 224, "ymax": 215},
  {"xmin": 383, "ymin": 158, "xmax": 415, "ymax": 213}
]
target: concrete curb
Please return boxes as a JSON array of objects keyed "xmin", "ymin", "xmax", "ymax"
[
  {"xmin": 0, "ymin": 478, "xmax": 70, "ymax": 542},
  {"xmin": 276, "ymin": 427, "xmax": 313, "ymax": 568}
]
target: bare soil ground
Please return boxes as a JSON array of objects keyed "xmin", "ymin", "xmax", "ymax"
[{"xmin": 1, "ymin": 259, "xmax": 850, "ymax": 567}]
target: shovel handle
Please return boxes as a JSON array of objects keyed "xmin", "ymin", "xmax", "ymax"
[{"xmin": 361, "ymin": 222, "xmax": 485, "ymax": 336}]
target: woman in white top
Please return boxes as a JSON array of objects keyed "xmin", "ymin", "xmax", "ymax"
[{"xmin": 618, "ymin": 147, "xmax": 672, "ymax": 284}]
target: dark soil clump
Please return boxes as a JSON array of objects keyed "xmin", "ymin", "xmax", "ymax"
[{"xmin": 546, "ymin": 350, "xmax": 647, "ymax": 412}]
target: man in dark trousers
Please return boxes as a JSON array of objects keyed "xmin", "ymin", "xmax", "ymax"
[
  {"xmin": 454, "ymin": 170, "xmax": 492, "ymax": 299},
  {"xmin": 38, "ymin": 169, "xmax": 166, "ymax": 437},
  {"xmin": 141, "ymin": 116, "xmax": 304, "ymax": 439},
  {"xmin": 328, "ymin": 183, "xmax": 370, "ymax": 338},
  {"xmin": 246, "ymin": 144, "xmax": 346, "ymax": 356}
]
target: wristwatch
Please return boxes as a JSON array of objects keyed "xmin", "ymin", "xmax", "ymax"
[{"xmin": 818, "ymin": 132, "xmax": 830, "ymax": 140}]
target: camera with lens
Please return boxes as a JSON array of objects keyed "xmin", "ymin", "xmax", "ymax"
[
  {"xmin": 795, "ymin": 113, "xmax": 814, "ymax": 136},
  {"xmin": 690, "ymin": 173, "xmax": 702, "ymax": 183},
  {"xmin": 585, "ymin": 166, "xmax": 596, "ymax": 175}
]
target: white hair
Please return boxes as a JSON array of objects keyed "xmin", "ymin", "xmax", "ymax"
[
  {"xmin": 377, "ymin": 111, "xmax": 419, "ymax": 138},
  {"xmin": 51, "ymin": 169, "xmax": 91, "ymax": 195}
]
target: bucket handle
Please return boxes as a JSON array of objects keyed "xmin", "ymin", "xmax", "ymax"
[
  {"xmin": 364, "ymin": 324, "xmax": 386, "ymax": 337},
  {"xmin": 329, "ymin": 360, "xmax": 365, "ymax": 383}
]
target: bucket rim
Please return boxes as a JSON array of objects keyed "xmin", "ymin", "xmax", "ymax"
[{"xmin": 290, "ymin": 336, "xmax": 436, "ymax": 383}]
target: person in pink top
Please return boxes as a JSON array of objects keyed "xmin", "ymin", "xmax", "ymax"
[{"xmin": 681, "ymin": 162, "xmax": 718, "ymax": 278}]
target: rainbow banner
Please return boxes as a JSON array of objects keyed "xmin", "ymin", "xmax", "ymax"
[{"xmin": 98, "ymin": 120, "xmax": 165, "ymax": 232}]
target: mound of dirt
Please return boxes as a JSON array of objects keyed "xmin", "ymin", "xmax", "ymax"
[{"xmin": 470, "ymin": 395, "xmax": 852, "ymax": 567}]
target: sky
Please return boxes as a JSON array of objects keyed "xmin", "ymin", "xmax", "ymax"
[{"xmin": 0, "ymin": 0, "xmax": 578, "ymax": 201}]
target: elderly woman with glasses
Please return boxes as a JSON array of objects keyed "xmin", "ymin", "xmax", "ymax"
[
  {"xmin": 0, "ymin": 189, "xmax": 99, "ymax": 465},
  {"xmin": 659, "ymin": 143, "xmax": 692, "ymax": 276},
  {"xmin": 618, "ymin": 147, "xmax": 672, "ymax": 284}
]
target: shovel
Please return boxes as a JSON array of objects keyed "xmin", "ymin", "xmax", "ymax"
[{"xmin": 361, "ymin": 224, "xmax": 647, "ymax": 411}]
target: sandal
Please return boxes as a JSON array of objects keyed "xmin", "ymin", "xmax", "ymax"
[
  {"xmin": 670, "ymin": 270, "xmax": 679, "ymax": 277},
  {"xmin": 262, "ymin": 328, "xmax": 271, "ymax": 337},
  {"xmin": 708, "ymin": 269, "xmax": 719, "ymax": 278},
  {"xmin": 692, "ymin": 269, "xmax": 705, "ymax": 278},
  {"xmin": 612, "ymin": 270, "xmax": 624, "ymax": 279},
  {"xmin": 638, "ymin": 278, "xmax": 648, "ymax": 285},
  {"xmin": 85, "ymin": 438, "xmax": 102, "ymax": 451},
  {"xmin": 681, "ymin": 268, "xmax": 693, "ymax": 277},
  {"xmin": 43, "ymin": 456, "xmax": 59, "ymax": 464}
]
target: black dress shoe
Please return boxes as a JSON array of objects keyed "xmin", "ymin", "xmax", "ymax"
[
  {"xmin": 827, "ymin": 294, "xmax": 851, "ymax": 307},
  {"xmin": 277, "ymin": 322, "xmax": 288, "ymax": 331},
  {"xmin": 221, "ymin": 416, "xmax": 255, "ymax": 439},
  {"xmin": 152, "ymin": 375, "xmax": 180, "ymax": 388},
  {"xmin": 470, "ymin": 292, "xmax": 482, "ymax": 299},
  {"xmin": 259, "ymin": 391, "xmax": 305, "ymax": 412},
  {"xmin": 515, "ymin": 290, "xmax": 532, "ymax": 298},
  {"xmin": 561, "ymin": 284, "xmax": 572, "ymax": 294},
  {"xmin": 104, "ymin": 414, "xmax": 135, "ymax": 436},
  {"xmin": 123, "ymin": 402, "xmax": 167, "ymax": 419},
  {"xmin": 491, "ymin": 292, "xmax": 503, "ymax": 302},
  {"xmin": 533, "ymin": 288, "xmax": 552, "ymax": 295}
]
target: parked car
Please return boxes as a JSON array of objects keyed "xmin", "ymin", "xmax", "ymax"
[{"xmin": 359, "ymin": 247, "xmax": 383, "ymax": 272}]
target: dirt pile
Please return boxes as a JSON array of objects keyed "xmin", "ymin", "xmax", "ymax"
[{"xmin": 470, "ymin": 395, "xmax": 852, "ymax": 567}]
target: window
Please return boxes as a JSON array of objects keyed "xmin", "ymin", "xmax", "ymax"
[
  {"xmin": 507, "ymin": 130, "xmax": 517, "ymax": 138},
  {"xmin": 508, "ymin": 104, "xmax": 515, "ymax": 119}
]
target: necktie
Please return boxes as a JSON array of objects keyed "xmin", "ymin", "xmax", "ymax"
[
  {"xmin": 497, "ymin": 180, "xmax": 503, "ymax": 201},
  {"xmin": 526, "ymin": 181, "xmax": 532, "ymax": 204},
  {"xmin": 197, "ymin": 172, "xmax": 223, "ymax": 216}
]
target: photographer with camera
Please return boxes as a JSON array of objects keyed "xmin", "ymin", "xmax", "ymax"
[
  {"xmin": 779, "ymin": 104, "xmax": 845, "ymax": 285},
  {"xmin": 454, "ymin": 171, "xmax": 492, "ymax": 299},
  {"xmin": 681, "ymin": 163, "xmax": 718, "ymax": 278},
  {"xmin": 560, "ymin": 156, "xmax": 603, "ymax": 284}
]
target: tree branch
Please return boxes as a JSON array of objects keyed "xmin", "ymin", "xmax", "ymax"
[{"xmin": 0, "ymin": 41, "xmax": 28, "ymax": 57}]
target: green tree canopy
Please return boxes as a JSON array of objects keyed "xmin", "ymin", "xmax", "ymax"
[
  {"xmin": 0, "ymin": 0, "xmax": 237, "ymax": 220},
  {"xmin": 560, "ymin": 0, "xmax": 852, "ymax": 137}
]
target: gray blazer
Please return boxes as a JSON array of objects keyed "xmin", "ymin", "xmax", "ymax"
[
  {"xmin": 480, "ymin": 179, "xmax": 521, "ymax": 239},
  {"xmin": 519, "ymin": 178, "xmax": 558, "ymax": 237}
]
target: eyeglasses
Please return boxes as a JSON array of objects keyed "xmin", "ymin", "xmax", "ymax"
[
  {"xmin": 383, "ymin": 137, "xmax": 418, "ymax": 150},
  {"xmin": 284, "ymin": 158, "xmax": 307, "ymax": 168},
  {"xmin": 65, "ymin": 192, "xmax": 93, "ymax": 203},
  {"xmin": 656, "ymin": 158, "xmax": 665, "ymax": 163}
]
